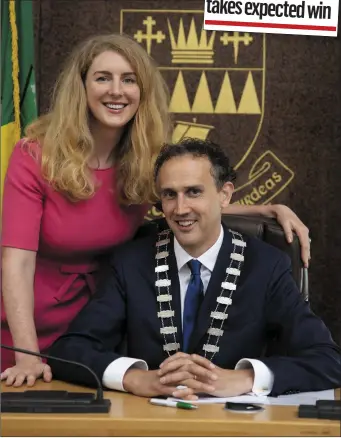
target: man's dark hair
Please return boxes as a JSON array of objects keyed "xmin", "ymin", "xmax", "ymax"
[{"xmin": 154, "ymin": 137, "xmax": 236, "ymax": 189}]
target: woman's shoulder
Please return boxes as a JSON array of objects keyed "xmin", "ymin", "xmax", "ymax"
[
  {"xmin": 8, "ymin": 138, "xmax": 43, "ymax": 168},
  {"xmin": 6, "ymin": 138, "xmax": 44, "ymax": 181},
  {"xmin": 12, "ymin": 138, "xmax": 42, "ymax": 160}
]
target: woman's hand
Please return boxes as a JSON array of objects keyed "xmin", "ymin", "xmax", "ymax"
[
  {"xmin": 269, "ymin": 204, "xmax": 310, "ymax": 267},
  {"xmin": 1, "ymin": 357, "xmax": 52, "ymax": 387}
]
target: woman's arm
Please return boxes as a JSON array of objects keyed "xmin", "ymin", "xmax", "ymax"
[
  {"xmin": 1, "ymin": 248, "xmax": 52, "ymax": 387},
  {"xmin": 223, "ymin": 204, "xmax": 310, "ymax": 267},
  {"xmin": 1, "ymin": 141, "xmax": 51, "ymax": 387}
]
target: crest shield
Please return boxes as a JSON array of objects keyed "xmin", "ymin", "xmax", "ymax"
[{"xmin": 120, "ymin": 9, "xmax": 293, "ymax": 212}]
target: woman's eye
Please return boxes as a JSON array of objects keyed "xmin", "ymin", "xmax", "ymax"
[
  {"xmin": 123, "ymin": 77, "xmax": 136, "ymax": 84},
  {"xmin": 96, "ymin": 76, "xmax": 109, "ymax": 82}
]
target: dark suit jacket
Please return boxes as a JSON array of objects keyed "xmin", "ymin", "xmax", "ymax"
[{"xmin": 49, "ymin": 222, "xmax": 341, "ymax": 396}]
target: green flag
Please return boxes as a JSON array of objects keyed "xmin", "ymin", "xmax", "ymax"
[{"xmin": 1, "ymin": 0, "xmax": 37, "ymax": 201}]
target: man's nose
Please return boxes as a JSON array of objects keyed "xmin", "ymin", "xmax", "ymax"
[{"xmin": 174, "ymin": 196, "xmax": 190, "ymax": 215}]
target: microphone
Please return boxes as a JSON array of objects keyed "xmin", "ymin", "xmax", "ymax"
[{"xmin": 1, "ymin": 344, "xmax": 111, "ymax": 413}]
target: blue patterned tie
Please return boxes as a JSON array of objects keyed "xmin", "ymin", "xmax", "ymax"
[{"xmin": 183, "ymin": 260, "xmax": 203, "ymax": 352}]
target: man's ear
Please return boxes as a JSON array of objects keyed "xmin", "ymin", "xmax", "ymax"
[
  {"xmin": 220, "ymin": 182, "xmax": 234, "ymax": 208},
  {"xmin": 154, "ymin": 179, "xmax": 163, "ymax": 211}
]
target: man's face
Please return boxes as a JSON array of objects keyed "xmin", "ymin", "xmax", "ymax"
[{"xmin": 157, "ymin": 154, "xmax": 233, "ymax": 258}]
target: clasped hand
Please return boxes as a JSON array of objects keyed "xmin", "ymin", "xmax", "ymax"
[{"xmin": 123, "ymin": 352, "xmax": 254, "ymax": 400}]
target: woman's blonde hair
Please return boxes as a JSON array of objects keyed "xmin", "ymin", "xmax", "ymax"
[{"xmin": 26, "ymin": 33, "xmax": 171, "ymax": 203}]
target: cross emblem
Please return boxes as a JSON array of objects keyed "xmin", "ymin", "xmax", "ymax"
[
  {"xmin": 134, "ymin": 16, "xmax": 166, "ymax": 55},
  {"xmin": 220, "ymin": 32, "xmax": 253, "ymax": 64}
]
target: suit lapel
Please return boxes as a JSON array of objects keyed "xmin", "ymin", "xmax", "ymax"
[{"xmin": 188, "ymin": 225, "xmax": 233, "ymax": 352}]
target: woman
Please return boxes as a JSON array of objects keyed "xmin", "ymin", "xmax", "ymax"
[{"xmin": 1, "ymin": 33, "xmax": 309, "ymax": 387}]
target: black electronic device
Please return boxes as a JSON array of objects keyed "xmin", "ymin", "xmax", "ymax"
[
  {"xmin": 298, "ymin": 400, "xmax": 341, "ymax": 421},
  {"xmin": 224, "ymin": 402, "xmax": 264, "ymax": 413},
  {"xmin": 1, "ymin": 344, "xmax": 111, "ymax": 413}
]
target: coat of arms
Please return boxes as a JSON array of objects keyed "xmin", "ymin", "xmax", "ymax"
[{"xmin": 120, "ymin": 9, "xmax": 294, "ymax": 219}]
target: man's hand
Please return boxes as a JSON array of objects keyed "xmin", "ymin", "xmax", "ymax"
[
  {"xmin": 122, "ymin": 368, "xmax": 197, "ymax": 400},
  {"xmin": 0, "ymin": 357, "xmax": 52, "ymax": 387},
  {"xmin": 158, "ymin": 353, "xmax": 254, "ymax": 398},
  {"xmin": 158, "ymin": 353, "xmax": 217, "ymax": 396}
]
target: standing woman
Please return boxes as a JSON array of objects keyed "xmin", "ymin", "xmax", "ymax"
[
  {"xmin": 1, "ymin": 33, "xmax": 309, "ymax": 386},
  {"xmin": 1, "ymin": 33, "xmax": 170, "ymax": 383}
]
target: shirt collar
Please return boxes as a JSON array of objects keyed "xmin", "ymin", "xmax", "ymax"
[{"xmin": 174, "ymin": 225, "xmax": 224, "ymax": 272}]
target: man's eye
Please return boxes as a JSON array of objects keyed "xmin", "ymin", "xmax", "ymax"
[
  {"xmin": 163, "ymin": 192, "xmax": 175, "ymax": 199},
  {"xmin": 188, "ymin": 189, "xmax": 201, "ymax": 196}
]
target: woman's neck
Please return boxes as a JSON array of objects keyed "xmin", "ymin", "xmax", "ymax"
[{"xmin": 89, "ymin": 121, "xmax": 124, "ymax": 169}]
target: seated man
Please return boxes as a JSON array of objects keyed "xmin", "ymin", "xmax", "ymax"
[{"xmin": 49, "ymin": 138, "xmax": 341, "ymax": 400}]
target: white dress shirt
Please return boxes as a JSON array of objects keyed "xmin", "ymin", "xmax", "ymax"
[{"xmin": 103, "ymin": 226, "xmax": 274, "ymax": 395}]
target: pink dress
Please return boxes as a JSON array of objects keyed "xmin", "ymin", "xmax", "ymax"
[{"xmin": 1, "ymin": 140, "xmax": 148, "ymax": 371}]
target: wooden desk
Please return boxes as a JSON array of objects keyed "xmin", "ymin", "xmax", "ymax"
[{"xmin": 1, "ymin": 381, "xmax": 340, "ymax": 436}]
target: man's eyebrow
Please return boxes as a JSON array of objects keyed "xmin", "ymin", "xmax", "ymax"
[
  {"xmin": 184, "ymin": 185, "xmax": 204, "ymax": 190},
  {"xmin": 160, "ymin": 187, "xmax": 175, "ymax": 193},
  {"xmin": 160, "ymin": 185, "xmax": 204, "ymax": 192}
]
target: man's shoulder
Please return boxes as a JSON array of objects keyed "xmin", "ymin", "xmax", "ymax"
[
  {"xmin": 227, "ymin": 227, "xmax": 291, "ymax": 268},
  {"xmin": 108, "ymin": 220, "xmax": 164, "ymax": 263}
]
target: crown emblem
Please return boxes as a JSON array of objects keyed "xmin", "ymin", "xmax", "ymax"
[{"xmin": 167, "ymin": 18, "xmax": 215, "ymax": 64}]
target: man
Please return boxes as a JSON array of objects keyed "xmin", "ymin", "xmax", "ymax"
[{"xmin": 49, "ymin": 138, "xmax": 341, "ymax": 400}]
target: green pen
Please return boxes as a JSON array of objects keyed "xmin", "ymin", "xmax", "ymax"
[{"xmin": 150, "ymin": 398, "xmax": 198, "ymax": 409}]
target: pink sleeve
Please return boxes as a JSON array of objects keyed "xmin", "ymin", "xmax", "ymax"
[{"xmin": 1, "ymin": 140, "xmax": 45, "ymax": 251}]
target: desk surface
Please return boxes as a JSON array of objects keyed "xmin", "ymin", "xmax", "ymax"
[{"xmin": 1, "ymin": 381, "xmax": 340, "ymax": 437}]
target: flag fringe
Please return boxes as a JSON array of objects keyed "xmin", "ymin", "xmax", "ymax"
[{"xmin": 9, "ymin": 0, "xmax": 21, "ymax": 142}]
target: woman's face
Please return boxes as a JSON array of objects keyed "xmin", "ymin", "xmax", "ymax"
[{"xmin": 85, "ymin": 50, "xmax": 141, "ymax": 131}]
